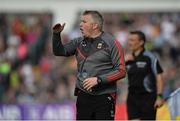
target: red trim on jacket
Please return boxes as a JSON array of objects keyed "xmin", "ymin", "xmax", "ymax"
[
  {"xmin": 76, "ymin": 47, "xmax": 86, "ymax": 59},
  {"xmin": 107, "ymin": 40, "xmax": 126, "ymax": 81},
  {"xmin": 110, "ymin": 92, "xmax": 117, "ymax": 101}
]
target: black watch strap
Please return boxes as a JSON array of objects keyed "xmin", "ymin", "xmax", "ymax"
[
  {"xmin": 97, "ymin": 78, "xmax": 102, "ymax": 84},
  {"xmin": 157, "ymin": 94, "xmax": 163, "ymax": 99}
]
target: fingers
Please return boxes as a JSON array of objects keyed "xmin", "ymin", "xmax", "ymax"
[
  {"xmin": 154, "ymin": 103, "xmax": 159, "ymax": 109},
  {"xmin": 52, "ymin": 23, "xmax": 66, "ymax": 33},
  {"xmin": 154, "ymin": 104, "xmax": 162, "ymax": 109},
  {"xmin": 82, "ymin": 77, "xmax": 98, "ymax": 92},
  {"xmin": 154, "ymin": 104, "xmax": 158, "ymax": 109},
  {"xmin": 154, "ymin": 102, "xmax": 163, "ymax": 109},
  {"xmin": 53, "ymin": 23, "xmax": 61, "ymax": 30},
  {"xmin": 83, "ymin": 79, "xmax": 92, "ymax": 91}
]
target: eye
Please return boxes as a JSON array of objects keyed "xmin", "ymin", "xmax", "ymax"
[{"xmin": 80, "ymin": 19, "xmax": 85, "ymax": 23}]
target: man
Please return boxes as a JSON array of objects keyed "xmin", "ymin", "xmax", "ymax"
[
  {"xmin": 125, "ymin": 31, "xmax": 164, "ymax": 120},
  {"xmin": 52, "ymin": 10, "xmax": 126, "ymax": 120}
]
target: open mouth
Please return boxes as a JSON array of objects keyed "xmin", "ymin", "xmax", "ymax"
[{"xmin": 80, "ymin": 28, "xmax": 84, "ymax": 34}]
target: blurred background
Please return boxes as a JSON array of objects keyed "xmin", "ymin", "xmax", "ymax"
[{"xmin": 0, "ymin": 0, "xmax": 179, "ymax": 120}]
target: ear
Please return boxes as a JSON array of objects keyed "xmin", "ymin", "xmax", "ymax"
[
  {"xmin": 140, "ymin": 41, "xmax": 144, "ymax": 46},
  {"xmin": 93, "ymin": 23, "xmax": 98, "ymax": 29}
]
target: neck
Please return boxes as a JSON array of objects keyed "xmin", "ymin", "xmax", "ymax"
[
  {"xmin": 90, "ymin": 30, "xmax": 102, "ymax": 38},
  {"xmin": 134, "ymin": 47, "xmax": 144, "ymax": 57}
]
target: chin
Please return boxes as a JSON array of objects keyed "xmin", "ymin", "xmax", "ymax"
[
  {"xmin": 82, "ymin": 34, "xmax": 88, "ymax": 38},
  {"xmin": 81, "ymin": 33, "xmax": 86, "ymax": 37}
]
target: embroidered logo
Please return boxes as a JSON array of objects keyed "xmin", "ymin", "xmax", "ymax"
[
  {"xmin": 97, "ymin": 43, "xmax": 103, "ymax": 49},
  {"xmin": 81, "ymin": 41, "xmax": 86, "ymax": 47},
  {"xmin": 136, "ymin": 62, "xmax": 147, "ymax": 68}
]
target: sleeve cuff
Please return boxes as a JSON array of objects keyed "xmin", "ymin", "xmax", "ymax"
[{"xmin": 97, "ymin": 77, "xmax": 103, "ymax": 85}]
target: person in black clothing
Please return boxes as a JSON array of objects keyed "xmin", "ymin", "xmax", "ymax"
[
  {"xmin": 52, "ymin": 10, "xmax": 126, "ymax": 120},
  {"xmin": 125, "ymin": 31, "xmax": 164, "ymax": 120}
]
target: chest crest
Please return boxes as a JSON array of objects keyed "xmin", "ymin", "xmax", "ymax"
[
  {"xmin": 136, "ymin": 61, "xmax": 147, "ymax": 68},
  {"xmin": 97, "ymin": 43, "xmax": 103, "ymax": 49}
]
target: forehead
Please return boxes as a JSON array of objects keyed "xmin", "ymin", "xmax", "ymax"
[
  {"xmin": 81, "ymin": 14, "xmax": 93, "ymax": 20},
  {"xmin": 128, "ymin": 34, "xmax": 139, "ymax": 40}
]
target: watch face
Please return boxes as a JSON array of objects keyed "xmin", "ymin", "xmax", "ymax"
[{"xmin": 98, "ymin": 79, "xmax": 102, "ymax": 84}]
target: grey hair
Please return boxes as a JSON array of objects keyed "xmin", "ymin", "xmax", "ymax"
[{"xmin": 83, "ymin": 10, "xmax": 104, "ymax": 30}]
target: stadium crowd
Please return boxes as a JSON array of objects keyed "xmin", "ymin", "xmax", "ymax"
[{"xmin": 0, "ymin": 12, "xmax": 179, "ymax": 104}]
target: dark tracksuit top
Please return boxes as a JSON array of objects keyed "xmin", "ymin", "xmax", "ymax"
[
  {"xmin": 53, "ymin": 32, "xmax": 126, "ymax": 95},
  {"xmin": 126, "ymin": 49, "xmax": 163, "ymax": 94}
]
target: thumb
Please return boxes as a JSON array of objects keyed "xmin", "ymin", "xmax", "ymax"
[{"xmin": 61, "ymin": 23, "xmax": 66, "ymax": 29}]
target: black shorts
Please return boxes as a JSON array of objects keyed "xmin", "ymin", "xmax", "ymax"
[
  {"xmin": 76, "ymin": 90, "xmax": 116, "ymax": 120},
  {"xmin": 127, "ymin": 93, "xmax": 157, "ymax": 120}
]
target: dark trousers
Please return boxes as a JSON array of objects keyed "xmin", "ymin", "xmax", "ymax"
[
  {"xmin": 127, "ymin": 93, "xmax": 157, "ymax": 120},
  {"xmin": 76, "ymin": 91, "xmax": 116, "ymax": 120}
]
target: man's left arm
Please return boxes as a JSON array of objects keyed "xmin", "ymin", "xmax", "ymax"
[
  {"xmin": 83, "ymin": 40, "xmax": 126, "ymax": 91},
  {"xmin": 154, "ymin": 60, "xmax": 164, "ymax": 108},
  {"xmin": 98, "ymin": 40, "xmax": 126, "ymax": 84},
  {"xmin": 156, "ymin": 74, "xmax": 164, "ymax": 97}
]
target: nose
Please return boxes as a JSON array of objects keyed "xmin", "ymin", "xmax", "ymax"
[
  {"xmin": 80, "ymin": 22, "xmax": 83, "ymax": 27},
  {"xmin": 128, "ymin": 40, "xmax": 132, "ymax": 46}
]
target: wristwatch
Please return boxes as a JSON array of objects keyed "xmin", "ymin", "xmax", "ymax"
[
  {"xmin": 157, "ymin": 94, "xmax": 163, "ymax": 99},
  {"xmin": 97, "ymin": 77, "xmax": 102, "ymax": 84}
]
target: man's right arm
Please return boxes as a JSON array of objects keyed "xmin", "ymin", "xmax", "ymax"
[
  {"xmin": 52, "ymin": 23, "xmax": 79, "ymax": 56},
  {"xmin": 53, "ymin": 32, "xmax": 65, "ymax": 56},
  {"xmin": 53, "ymin": 32, "xmax": 80, "ymax": 56}
]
